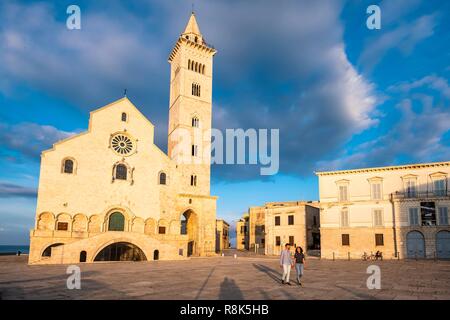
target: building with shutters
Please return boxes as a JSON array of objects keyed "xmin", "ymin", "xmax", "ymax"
[
  {"xmin": 263, "ymin": 201, "xmax": 320, "ymax": 255},
  {"xmin": 28, "ymin": 13, "xmax": 218, "ymax": 264},
  {"xmin": 316, "ymin": 161, "xmax": 450, "ymax": 259},
  {"xmin": 215, "ymin": 219, "xmax": 230, "ymax": 253}
]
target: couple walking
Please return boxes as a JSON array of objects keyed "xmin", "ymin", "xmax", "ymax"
[{"xmin": 280, "ymin": 243, "xmax": 305, "ymax": 286}]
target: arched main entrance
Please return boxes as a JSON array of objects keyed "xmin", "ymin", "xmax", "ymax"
[
  {"xmin": 406, "ymin": 231, "xmax": 425, "ymax": 258},
  {"xmin": 94, "ymin": 242, "xmax": 147, "ymax": 262},
  {"xmin": 181, "ymin": 209, "xmax": 198, "ymax": 257},
  {"xmin": 108, "ymin": 212, "xmax": 125, "ymax": 231},
  {"xmin": 436, "ymin": 231, "xmax": 450, "ymax": 259}
]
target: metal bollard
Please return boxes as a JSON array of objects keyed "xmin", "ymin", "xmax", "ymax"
[
  {"xmin": 348, "ymin": 252, "xmax": 350, "ymax": 261},
  {"xmin": 333, "ymin": 252, "xmax": 335, "ymax": 261},
  {"xmin": 397, "ymin": 252, "xmax": 400, "ymax": 260}
]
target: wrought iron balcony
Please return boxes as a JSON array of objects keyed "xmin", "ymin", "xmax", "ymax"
[{"xmin": 391, "ymin": 190, "xmax": 450, "ymax": 200}]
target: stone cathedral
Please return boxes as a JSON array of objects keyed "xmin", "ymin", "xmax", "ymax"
[{"xmin": 28, "ymin": 13, "xmax": 218, "ymax": 264}]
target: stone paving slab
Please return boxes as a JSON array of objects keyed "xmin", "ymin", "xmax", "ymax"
[{"xmin": 0, "ymin": 255, "xmax": 449, "ymax": 300}]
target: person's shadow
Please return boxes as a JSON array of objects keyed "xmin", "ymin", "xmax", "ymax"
[
  {"xmin": 218, "ymin": 277, "xmax": 244, "ymax": 300},
  {"xmin": 253, "ymin": 263, "xmax": 281, "ymax": 283}
]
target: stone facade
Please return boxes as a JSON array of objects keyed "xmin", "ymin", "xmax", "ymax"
[
  {"xmin": 215, "ymin": 219, "xmax": 230, "ymax": 252},
  {"xmin": 264, "ymin": 201, "xmax": 320, "ymax": 255},
  {"xmin": 29, "ymin": 13, "xmax": 218, "ymax": 264},
  {"xmin": 317, "ymin": 161, "xmax": 450, "ymax": 260},
  {"xmin": 236, "ymin": 214, "xmax": 249, "ymax": 250},
  {"xmin": 248, "ymin": 206, "xmax": 265, "ymax": 252}
]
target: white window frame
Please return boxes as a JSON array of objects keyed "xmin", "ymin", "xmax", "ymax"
[
  {"xmin": 401, "ymin": 175, "xmax": 418, "ymax": 198},
  {"xmin": 371, "ymin": 182, "xmax": 382, "ymax": 200},
  {"xmin": 338, "ymin": 185, "xmax": 348, "ymax": 202},
  {"xmin": 340, "ymin": 208, "xmax": 349, "ymax": 227},
  {"xmin": 408, "ymin": 207, "xmax": 420, "ymax": 226},
  {"xmin": 373, "ymin": 209, "xmax": 384, "ymax": 227},
  {"xmin": 438, "ymin": 207, "xmax": 449, "ymax": 226},
  {"xmin": 433, "ymin": 178, "xmax": 446, "ymax": 196}
]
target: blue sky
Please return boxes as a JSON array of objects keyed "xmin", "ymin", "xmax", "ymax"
[{"xmin": 0, "ymin": 0, "xmax": 449, "ymax": 245}]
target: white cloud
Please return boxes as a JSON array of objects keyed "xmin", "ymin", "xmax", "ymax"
[
  {"xmin": 0, "ymin": 0, "xmax": 379, "ymax": 179},
  {"xmin": 317, "ymin": 75, "xmax": 450, "ymax": 171},
  {"xmin": 359, "ymin": 14, "xmax": 437, "ymax": 71},
  {"xmin": 0, "ymin": 122, "xmax": 76, "ymax": 159}
]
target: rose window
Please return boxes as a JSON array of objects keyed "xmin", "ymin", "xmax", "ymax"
[{"xmin": 111, "ymin": 134, "xmax": 134, "ymax": 155}]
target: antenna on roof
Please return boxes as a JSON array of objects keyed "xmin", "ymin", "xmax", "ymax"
[
  {"xmin": 191, "ymin": 2, "xmax": 195, "ymax": 14},
  {"xmin": 124, "ymin": 88, "xmax": 127, "ymax": 97}
]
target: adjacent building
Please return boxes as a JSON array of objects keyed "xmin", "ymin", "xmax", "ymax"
[
  {"xmin": 216, "ymin": 219, "xmax": 230, "ymax": 252},
  {"xmin": 236, "ymin": 214, "xmax": 249, "ymax": 250},
  {"xmin": 29, "ymin": 13, "xmax": 219, "ymax": 264},
  {"xmin": 248, "ymin": 206, "xmax": 266, "ymax": 253},
  {"xmin": 264, "ymin": 201, "xmax": 320, "ymax": 255},
  {"xmin": 317, "ymin": 161, "xmax": 450, "ymax": 259},
  {"xmin": 237, "ymin": 201, "xmax": 320, "ymax": 255}
]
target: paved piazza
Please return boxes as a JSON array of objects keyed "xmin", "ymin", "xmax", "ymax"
[{"xmin": 0, "ymin": 253, "xmax": 449, "ymax": 300}]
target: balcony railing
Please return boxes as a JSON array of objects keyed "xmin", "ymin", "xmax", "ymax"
[{"xmin": 391, "ymin": 190, "xmax": 450, "ymax": 200}]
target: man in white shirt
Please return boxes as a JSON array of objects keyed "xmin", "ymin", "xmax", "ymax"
[{"xmin": 280, "ymin": 243, "xmax": 293, "ymax": 285}]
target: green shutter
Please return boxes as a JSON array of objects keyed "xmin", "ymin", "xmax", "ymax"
[{"xmin": 109, "ymin": 212, "xmax": 125, "ymax": 231}]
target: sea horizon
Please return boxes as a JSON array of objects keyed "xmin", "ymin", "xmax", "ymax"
[{"xmin": 0, "ymin": 245, "xmax": 30, "ymax": 254}]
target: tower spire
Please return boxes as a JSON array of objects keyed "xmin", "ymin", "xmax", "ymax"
[{"xmin": 182, "ymin": 12, "xmax": 203, "ymax": 42}]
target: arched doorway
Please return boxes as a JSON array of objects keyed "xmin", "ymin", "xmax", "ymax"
[
  {"xmin": 79, "ymin": 251, "xmax": 87, "ymax": 262},
  {"xmin": 181, "ymin": 210, "xmax": 198, "ymax": 257},
  {"xmin": 406, "ymin": 231, "xmax": 425, "ymax": 258},
  {"xmin": 42, "ymin": 243, "xmax": 64, "ymax": 257},
  {"xmin": 108, "ymin": 212, "xmax": 125, "ymax": 231},
  {"xmin": 436, "ymin": 231, "xmax": 450, "ymax": 259},
  {"xmin": 94, "ymin": 242, "xmax": 147, "ymax": 262},
  {"xmin": 153, "ymin": 250, "xmax": 159, "ymax": 260}
]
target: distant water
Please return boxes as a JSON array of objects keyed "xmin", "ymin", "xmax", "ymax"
[{"xmin": 0, "ymin": 245, "xmax": 30, "ymax": 254}]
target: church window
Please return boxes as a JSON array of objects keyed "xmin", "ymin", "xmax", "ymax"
[
  {"xmin": 115, "ymin": 164, "xmax": 127, "ymax": 180},
  {"xmin": 195, "ymin": 36, "xmax": 198, "ymax": 43},
  {"xmin": 121, "ymin": 112, "xmax": 127, "ymax": 122},
  {"xmin": 202, "ymin": 65, "xmax": 205, "ymax": 74},
  {"xmin": 188, "ymin": 59, "xmax": 191, "ymax": 70},
  {"xmin": 159, "ymin": 172, "xmax": 167, "ymax": 185},
  {"xmin": 192, "ymin": 83, "xmax": 200, "ymax": 97},
  {"xmin": 111, "ymin": 133, "xmax": 134, "ymax": 155},
  {"xmin": 192, "ymin": 145, "xmax": 198, "ymax": 156},
  {"xmin": 159, "ymin": 227, "xmax": 166, "ymax": 234},
  {"xmin": 190, "ymin": 175, "xmax": 197, "ymax": 186},
  {"xmin": 63, "ymin": 159, "xmax": 74, "ymax": 174},
  {"xmin": 108, "ymin": 212, "xmax": 125, "ymax": 231},
  {"xmin": 192, "ymin": 117, "xmax": 199, "ymax": 127}
]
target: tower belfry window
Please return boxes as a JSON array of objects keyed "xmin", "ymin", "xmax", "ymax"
[
  {"xmin": 192, "ymin": 83, "xmax": 200, "ymax": 97},
  {"xmin": 121, "ymin": 112, "xmax": 127, "ymax": 122},
  {"xmin": 190, "ymin": 175, "xmax": 197, "ymax": 186}
]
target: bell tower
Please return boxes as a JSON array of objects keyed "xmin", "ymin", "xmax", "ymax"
[{"xmin": 168, "ymin": 12, "xmax": 217, "ymax": 195}]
